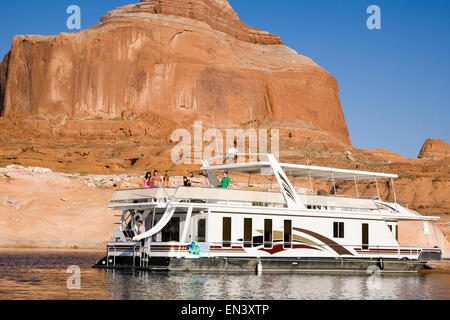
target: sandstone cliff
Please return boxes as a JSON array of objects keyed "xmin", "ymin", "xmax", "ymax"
[
  {"xmin": 0, "ymin": 0, "xmax": 350, "ymax": 145},
  {"xmin": 418, "ymin": 139, "xmax": 449, "ymax": 160}
]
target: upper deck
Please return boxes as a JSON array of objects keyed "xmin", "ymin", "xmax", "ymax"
[
  {"xmin": 110, "ymin": 186, "xmax": 378, "ymax": 210},
  {"xmin": 108, "ymin": 154, "xmax": 439, "ymax": 222},
  {"xmin": 108, "ymin": 186, "xmax": 438, "ymax": 222}
]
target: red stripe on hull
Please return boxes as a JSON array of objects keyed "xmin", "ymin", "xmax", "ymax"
[{"xmin": 258, "ymin": 244, "xmax": 322, "ymax": 255}]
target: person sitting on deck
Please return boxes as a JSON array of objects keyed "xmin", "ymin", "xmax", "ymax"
[
  {"xmin": 221, "ymin": 172, "xmax": 231, "ymax": 189},
  {"xmin": 183, "ymin": 176, "xmax": 192, "ymax": 187}
]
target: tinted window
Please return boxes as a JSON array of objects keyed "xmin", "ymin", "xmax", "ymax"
[
  {"xmin": 339, "ymin": 222, "xmax": 344, "ymax": 238},
  {"xmin": 333, "ymin": 222, "xmax": 344, "ymax": 238},
  {"xmin": 162, "ymin": 217, "xmax": 180, "ymax": 242},
  {"xmin": 198, "ymin": 219, "xmax": 206, "ymax": 242},
  {"xmin": 362, "ymin": 223, "xmax": 369, "ymax": 250},
  {"xmin": 244, "ymin": 218, "xmax": 252, "ymax": 248},
  {"xmin": 284, "ymin": 220, "xmax": 292, "ymax": 248},
  {"xmin": 264, "ymin": 219, "xmax": 272, "ymax": 249},
  {"xmin": 222, "ymin": 217, "xmax": 232, "ymax": 248}
]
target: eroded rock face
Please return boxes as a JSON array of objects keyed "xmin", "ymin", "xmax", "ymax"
[
  {"xmin": 107, "ymin": 0, "xmax": 284, "ymax": 45},
  {"xmin": 0, "ymin": 0, "xmax": 351, "ymax": 145},
  {"xmin": 0, "ymin": 51, "xmax": 8, "ymax": 117},
  {"xmin": 418, "ymin": 139, "xmax": 450, "ymax": 160}
]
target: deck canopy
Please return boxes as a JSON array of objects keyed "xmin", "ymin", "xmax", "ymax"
[
  {"xmin": 280, "ymin": 163, "xmax": 398, "ymax": 181},
  {"xmin": 201, "ymin": 161, "xmax": 398, "ymax": 181}
]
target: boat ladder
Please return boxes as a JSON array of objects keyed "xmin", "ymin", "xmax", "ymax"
[{"xmin": 140, "ymin": 238, "xmax": 152, "ymax": 268}]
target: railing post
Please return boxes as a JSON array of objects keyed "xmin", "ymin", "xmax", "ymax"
[
  {"xmin": 139, "ymin": 242, "xmax": 142, "ymax": 267},
  {"xmin": 431, "ymin": 222, "xmax": 441, "ymax": 249},
  {"xmin": 375, "ymin": 177, "xmax": 380, "ymax": 200},
  {"xmin": 308, "ymin": 169, "xmax": 313, "ymax": 194},
  {"xmin": 391, "ymin": 178, "xmax": 398, "ymax": 213},
  {"xmin": 332, "ymin": 172, "xmax": 337, "ymax": 196}
]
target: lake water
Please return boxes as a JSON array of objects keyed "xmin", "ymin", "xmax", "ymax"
[{"xmin": 0, "ymin": 249, "xmax": 449, "ymax": 300}]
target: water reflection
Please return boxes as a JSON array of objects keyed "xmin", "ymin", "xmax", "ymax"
[
  {"xmin": 0, "ymin": 249, "xmax": 448, "ymax": 300},
  {"xmin": 102, "ymin": 270, "xmax": 449, "ymax": 300}
]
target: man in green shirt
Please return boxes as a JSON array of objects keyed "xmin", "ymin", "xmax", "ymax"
[{"xmin": 221, "ymin": 172, "xmax": 231, "ymax": 188}]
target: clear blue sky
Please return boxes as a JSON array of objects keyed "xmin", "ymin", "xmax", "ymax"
[{"xmin": 1, "ymin": 0, "xmax": 449, "ymax": 159}]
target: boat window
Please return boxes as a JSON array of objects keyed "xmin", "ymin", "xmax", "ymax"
[
  {"xmin": 161, "ymin": 217, "xmax": 180, "ymax": 242},
  {"xmin": 362, "ymin": 223, "xmax": 369, "ymax": 250},
  {"xmin": 253, "ymin": 233, "xmax": 263, "ymax": 247},
  {"xmin": 388, "ymin": 225, "xmax": 392, "ymax": 232},
  {"xmin": 333, "ymin": 222, "xmax": 344, "ymax": 238},
  {"xmin": 222, "ymin": 217, "xmax": 232, "ymax": 248},
  {"xmin": 244, "ymin": 218, "xmax": 252, "ymax": 248},
  {"xmin": 284, "ymin": 220, "xmax": 292, "ymax": 248},
  {"xmin": 197, "ymin": 219, "xmax": 206, "ymax": 242},
  {"xmin": 395, "ymin": 225, "xmax": 398, "ymax": 241},
  {"xmin": 264, "ymin": 219, "xmax": 272, "ymax": 249}
]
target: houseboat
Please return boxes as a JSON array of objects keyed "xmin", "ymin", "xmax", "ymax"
[{"xmin": 94, "ymin": 153, "xmax": 442, "ymax": 273}]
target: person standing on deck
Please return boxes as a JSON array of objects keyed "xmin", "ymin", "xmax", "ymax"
[
  {"xmin": 143, "ymin": 172, "xmax": 152, "ymax": 189},
  {"xmin": 163, "ymin": 171, "xmax": 170, "ymax": 188},
  {"xmin": 150, "ymin": 170, "xmax": 160, "ymax": 188},
  {"xmin": 137, "ymin": 220, "xmax": 145, "ymax": 236},
  {"xmin": 221, "ymin": 172, "xmax": 231, "ymax": 188}
]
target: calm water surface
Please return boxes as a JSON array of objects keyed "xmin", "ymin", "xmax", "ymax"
[{"xmin": 0, "ymin": 249, "xmax": 449, "ymax": 300}]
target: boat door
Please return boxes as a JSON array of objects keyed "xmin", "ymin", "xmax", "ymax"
[{"xmin": 191, "ymin": 213, "xmax": 207, "ymax": 243}]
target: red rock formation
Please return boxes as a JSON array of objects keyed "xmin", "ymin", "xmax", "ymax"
[
  {"xmin": 0, "ymin": 0, "xmax": 351, "ymax": 145},
  {"xmin": 104, "ymin": 0, "xmax": 284, "ymax": 45},
  {"xmin": 0, "ymin": 51, "xmax": 8, "ymax": 117},
  {"xmin": 363, "ymin": 148, "xmax": 406, "ymax": 163},
  {"xmin": 418, "ymin": 139, "xmax": 449, "ymax": 160}
]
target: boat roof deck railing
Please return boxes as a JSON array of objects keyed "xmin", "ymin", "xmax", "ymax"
[
  {"xmin": 201, "ymin": 153, "xmax": 398, "ymax": 181},
  {"xmin": 201, "ymin": 161, "xmax": 398, "ymax": 181},
  {"xmin": 110, "ymin": 187, "xmax": 286, "ymax": 204},
  {"xmin": 110, "ymin": 187, "xmax": 177, "ymax": 202}
]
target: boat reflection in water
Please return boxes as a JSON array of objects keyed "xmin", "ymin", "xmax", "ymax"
[{"xmin": 104, "ymin": 269, "xmax": 446, "ymax": 300}]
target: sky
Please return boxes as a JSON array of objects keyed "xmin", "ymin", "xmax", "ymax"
[{"xmin": 0, "ymin": 0, "xmax": 449, "ymax": 159}]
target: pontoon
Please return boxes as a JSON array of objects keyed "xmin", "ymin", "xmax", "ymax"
[{"xmin": 94, "ymin": 153, "xmax": 442, "ymax": 273}]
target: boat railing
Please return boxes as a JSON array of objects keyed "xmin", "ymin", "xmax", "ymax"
[{"xmin": 109, "ymin": 186, "xmax": 390, "ymax": 212}]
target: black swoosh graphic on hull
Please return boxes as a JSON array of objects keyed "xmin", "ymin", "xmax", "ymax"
[{"xmin": 293, "ymin": 227, "xmax": 354, "ymax": 256}]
